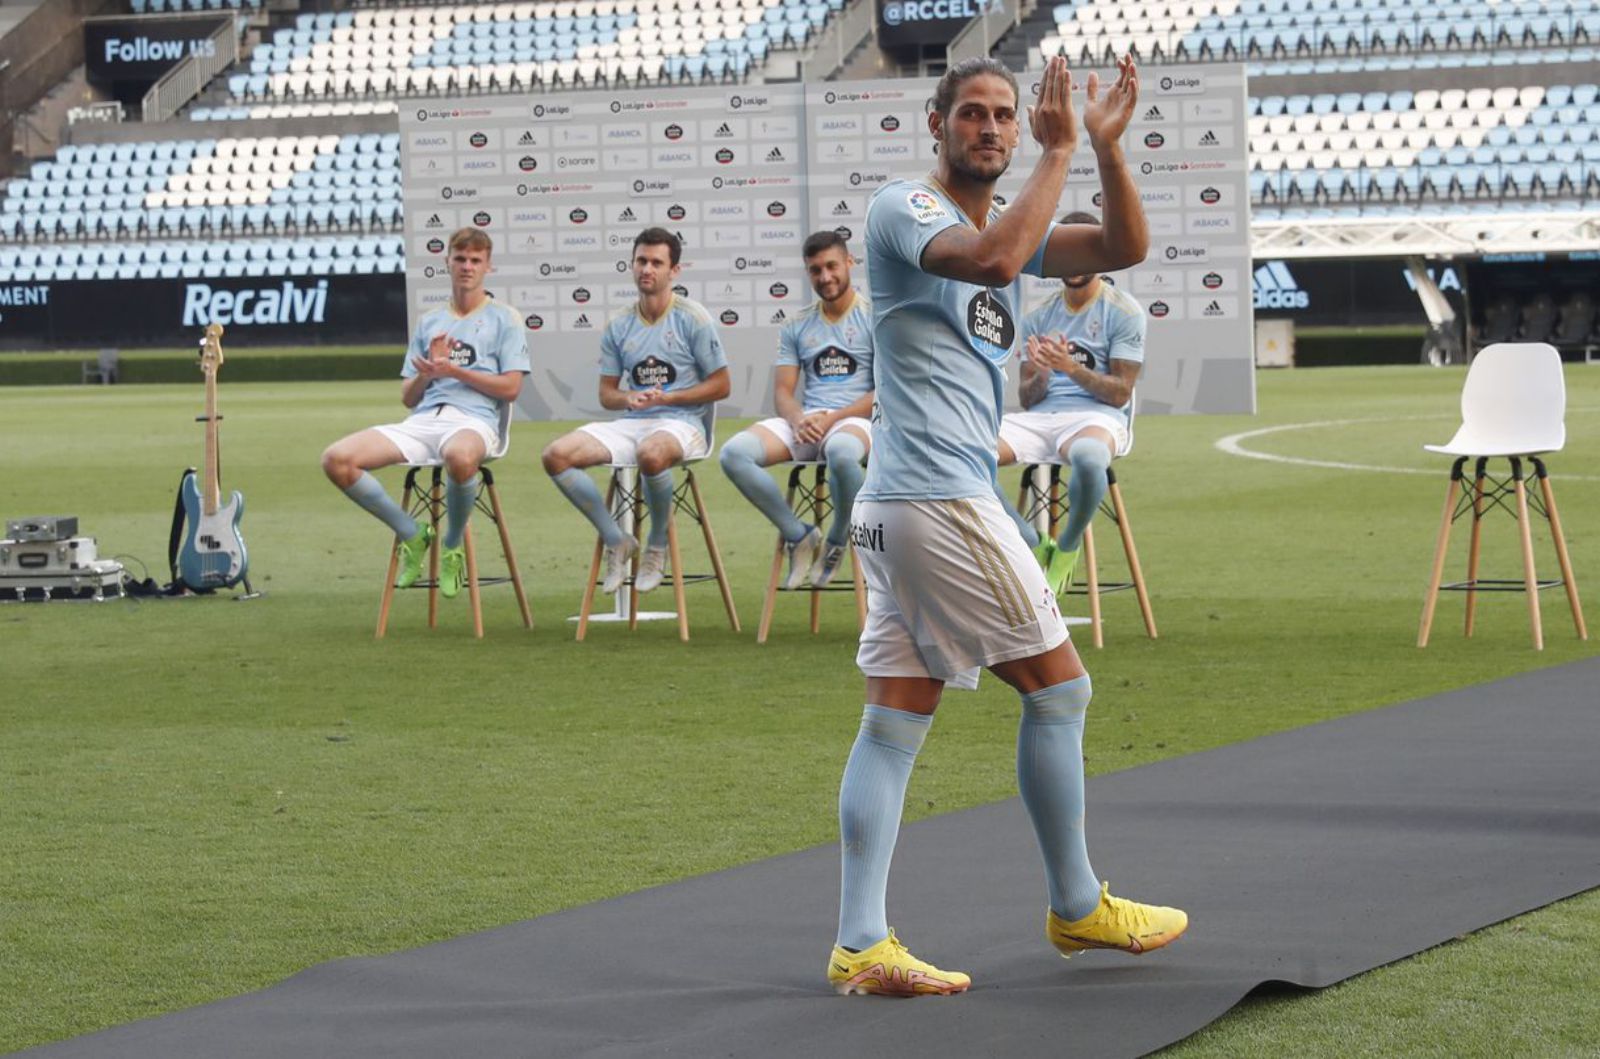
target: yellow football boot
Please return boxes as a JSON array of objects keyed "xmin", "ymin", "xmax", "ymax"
[
  {"xmin": 1046, "ymin": 882, "xmax": 1188, "ymax": 957},
  {"xmin": 827, "ymin": 930, "xmax": 971, "ymax": 997}
]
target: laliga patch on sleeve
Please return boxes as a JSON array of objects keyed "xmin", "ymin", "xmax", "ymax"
[{"xmin": 907, "ymin": 189, "xmax": 949, "ymax": 225}]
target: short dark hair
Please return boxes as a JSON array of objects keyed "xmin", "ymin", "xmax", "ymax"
[
  {"xmin": 802, "ymin": 230, "xmax": 849, "ymax": 259},
  {"xmin": 928, "ymin": 58, "xmax": 1019, "ymax": 119},
  {"xmin": 1059, "ymin": 210, "xmax": 1100, "ymax": 226},
  {"xmin": 633, "ymin": 227, "xmax": 681, "ymax": 266}
]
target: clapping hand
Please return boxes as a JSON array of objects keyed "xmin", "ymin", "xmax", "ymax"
[
  {"xmin": 1028, "ymin": 55, "xmax": 1078, "ymax": 156},
  {"xmin": 1082, "ymin": 54, "xmax": 1139, "ymax": 150},
  {"xmin": 1027, "ymin": 334, "xmax": 1081, "ymax": 375}
]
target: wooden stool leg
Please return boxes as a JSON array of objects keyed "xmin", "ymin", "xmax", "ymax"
[
  {"xmin": 628, "ymin": 484, "xmax": 644, "ymax": 632},
  {"xmin": 1418, "ymin": 467, "xmax": 1463, "ymax": 647},
  {"xmin": 1107, "ymin": 479, "xmax": 1157, "ymax": 639},
  {"xmin": 1513, "ymin": 464, "xmax": 1544, "ymax": 651},
  {"xmin": 463, "ymin": 523, "xmax": 484, "ymax": 639},
  {"xmin": 1539, "ymin": 473, "xmax": 1588, "ymax": 640},
  {"xmin": 810, "ymin": 471, "xmax": 827, "ymax": 635},
  {"xmin": 666, "ymin": 503, "xmax": 690, "ymax": 642},
  {"xmin": 375, "ymin": 473, "xmax": 417, "ymax": 639},
  {"xmin": 689, "ymin": 471, "xmax": 741, "ymax": 633},
  {"xmin": 486, "ymin": 479, "xmax": 533, "ymax": 629},
  {"xmin": 757, "ymin": 470, "xmax": 801, "ymax": 645},
  {"xmin": 1083, "ymin": 523, "xmax": 1103, "ymax": 649},
  {"xmin": 575, "ymin": 473, "xmax": 617, "ymax": 642},
  {"xmin": 1464, "ymin": 459, "xmax": 1487, "ymax": 637},
  {"xmin": 427, "ymin": 469, "xmax": 443, "ymax": 629}
]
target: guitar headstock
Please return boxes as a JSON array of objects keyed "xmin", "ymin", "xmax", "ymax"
[{"xmin": 198, "ymin": 323, "xmax": 225, "ymax": 377}]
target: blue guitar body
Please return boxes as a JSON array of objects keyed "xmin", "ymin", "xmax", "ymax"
[{"xmin": 178, "ymin": 472, "xmax": 249, "ymax": 590}]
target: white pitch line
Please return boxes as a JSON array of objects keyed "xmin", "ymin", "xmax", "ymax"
[{"xmin": 1214, "ymin": 413, "xmax": 1600, "ymax": 482}]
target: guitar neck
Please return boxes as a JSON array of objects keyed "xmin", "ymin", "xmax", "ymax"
[{"xmin": 203, "ymin": 366, "xmax": 221, "ymax": 517}]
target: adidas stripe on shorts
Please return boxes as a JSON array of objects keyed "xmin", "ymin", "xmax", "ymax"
[{"xmin": 851, "ymin": 495, "xmax": 1069, "ymax": 691}]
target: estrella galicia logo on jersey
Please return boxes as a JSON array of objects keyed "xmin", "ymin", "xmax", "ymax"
[
  {"xmin": 1203, "ymin": 271, "xmax": 1224, "ymax": 289},
  {"xmin": 880, "ymin": 115, "xmax": 900, "ymax": 132},
  {"xmin": 769, "ymin": 281, "xmax": 789, "ymax": 298},
  {"xmin": 569, "ymin": 208, "xmax": 588, "ymax": 224},
  {"xmin": 1068, "ymin": 341, "xmax": 1094, "ymax": 369},
  {"xmin": 526, "ymin": 314, "xmax": 543, "ymax": 330},
  {"xmin": 1144, "ymin": 131, "xmax": 1165, "ymax": 149},
  {"xmin": 716, "ymin": 147, "xmax": 735, "ymax": 164},
  {"xmin": 631, "ymin": 355, "xmax": 677, "ymax": 388},
  {"xmin": 426, "ymin": 237, "xmax": 445, "ymax": 254},
  {"xmin": 966, "ymin": 290, "xmax": 1014, "ymax": 361},
  {"xmin": 473, "ymin": 210, "xmax": 491, "ymax": 226},
  {"xmin": 719, "ymin": 309, "xmax": 740, "ymax": 325},
  {"xmin": 664, "ymin": 123, "xmax": 684, "ymax": 140},
  {"xmin": 446, "ymin": 340, "xmax": 477, "ymax": 368},
  {"xmin": 767, "ymin": 201, "xmax": 787, "ymax": 218},
  {"xmin": 813, "ymin": 346, "xmax": 857, "ymax": 380},
  {"xmin": 519, "ymin": 155, "xmax": 538, "ymax": 171},
  {"xmin": 469, "ymin": 132, "xmax": 488, "ymax": 148},
  {"xmin": 573, "ymin": 287, "xmax": 591, "ymax": 304},
  {"xmin": 667, "ymin": 203, "xmax": 687, "ymax": 221},
  {"xmin": 1149, "ymin": 300, "xmax": 1171, "ymax": 318}
]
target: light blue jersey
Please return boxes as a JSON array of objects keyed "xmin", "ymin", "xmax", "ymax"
[
  {"xmin": 776, "ymin": 291, "xmax": 875, "ymax": 413},
  {"xmin": 1019, "ymin": 282, "xmax": 1146, "ymax": 424},
  {"xmin": 403, "ymin": 297, "xmax": 531, "ymax": 427},
  {"xmin": 861, "ymin": 179, "xmax": 1054, "ymax": 501},
  {"xmin": 599, "ymin": 295, "xmax": 729, "ymax": 426}
]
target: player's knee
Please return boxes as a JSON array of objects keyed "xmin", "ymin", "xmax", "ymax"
[
  {"xmin": 1066, "ymin": 437, "xmax": 1112, "ymax": 472},
  {"xmin": 321, "ymin": 445, "xmax": 353, "ymax": 484},
  {"xmin": 719, "ymin": 433, "xmax": 756, "ymax": 474},
  {"xmin": 825, "ymin": 432, "xmax": 867, "ymax": 471},
  {"xmin": 1021, "ymin": 674, "xmax": 1093, "ymax": 724},
  {"xmin": 541, "ymin": 441, "xmax": 569, "ymax": 476},
  {"xmin": 637, "ymin": 448, "xmax": 673, "ymax": 476},
  {"xmin": 445, "ymin": 451, "xmax": 480, "ymax": 482}
]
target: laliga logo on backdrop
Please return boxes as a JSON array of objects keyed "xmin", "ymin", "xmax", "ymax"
[
  {"xmin": 611, "ymin": 101, "xmax": 622, "ymax": 113},
  {"xmin": 540, "ymin": 263, "xmax": 552, "ymax": 276},
  {"xmin": 533, "ymin": 104, "xmax": 546, "ymax": 117},
  {"xmin": 616, "ymin": 260, "xmax": 629, "ymax": 272}
]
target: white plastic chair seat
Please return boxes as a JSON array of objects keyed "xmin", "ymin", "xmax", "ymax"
[
  {"xmin": 1423, "ymin": 343, "xmax": 1566, "ymax": 458},
  {"xmin": 603, "ymin": 407, "xmax": 717, "ymax": 468}
]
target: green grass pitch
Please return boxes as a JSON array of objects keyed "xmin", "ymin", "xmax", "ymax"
[{"xmin": 2, "ymin": 366, "xmax": 1597, "ymax": 1055}]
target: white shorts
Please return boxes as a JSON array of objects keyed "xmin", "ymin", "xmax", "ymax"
[
  {"xmin": 374, "ymin": 406, "xmax": 500, "ymax": 465},
  {"xmin": 999, "ymin": 409, "xmax": 1130, "ymax": 464},
  {"xmin": 751, "ymin": 415, "xmax": 872, "ymax": 462},
  {"xmin": 853, "ymin": 495, "xmax": 1069, "ymax": 691},
  {"xmin": 577, "ymin": 417, "xmax": 709, "ymax": 465}
]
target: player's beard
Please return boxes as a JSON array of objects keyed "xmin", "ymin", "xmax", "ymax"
[{"xmin": 944, "ymin": 138, "xmax": 1010, "ymax": 185}]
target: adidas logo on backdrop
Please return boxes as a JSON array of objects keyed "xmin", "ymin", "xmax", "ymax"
[{"xmin": 1253, "ymin": 262, "xmax": 1309, "ymax": 309}]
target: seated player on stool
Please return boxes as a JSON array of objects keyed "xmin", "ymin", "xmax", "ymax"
[
  {"xmin": 994, "ymin": 209, "xmax": 1145, "ymax": 597},
  {"xmin": 719, "ymin": 230, "xmax": 874, "ymax": 590},
  {"xmin": 541, "ymin": 227, "xmax": 731, "ymax": 595},
  {"xmin": 320, "ymin": 226, "xmax": 530, "ymax": 599}
]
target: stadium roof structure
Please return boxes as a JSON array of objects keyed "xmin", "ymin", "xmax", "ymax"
[{"xmin": 1252, "ymin": 208, "xmax": 1600, "ymax": 258}]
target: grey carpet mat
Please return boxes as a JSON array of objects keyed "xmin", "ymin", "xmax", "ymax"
[{"xmin": 24, "ymin": 658, "xmax": 1600, "ymax": 1058}]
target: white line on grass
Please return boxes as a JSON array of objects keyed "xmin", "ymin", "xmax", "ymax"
[{"xmin": 1215, "ymin": 410, "xmax": 1600, "ymax": 482}]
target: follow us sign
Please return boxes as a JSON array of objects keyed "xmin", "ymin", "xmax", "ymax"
[
  {"xmin": 84, "ymin": 15, "xmax": 231, "ymax": 85},
  {"xmin": 878, "ymin": 0, "xmax": 1001, "ymax": 46}
]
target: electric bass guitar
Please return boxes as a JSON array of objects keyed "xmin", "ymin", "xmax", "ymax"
[{"xmin": 178, "ymin": 324, "xmax": 250, "ymax": 590}]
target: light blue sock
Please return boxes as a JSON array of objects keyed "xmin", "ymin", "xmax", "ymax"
[
  {"xmin": 836, "ymin": 704, "xmax": 933, "ymax": 951},
  {"xmin": 718, "ymin": 432, "xmax": 806, "ymax": 543},
  {"xmin": 1017, "ymin": 676, "xmax": 1102, "ymax": 922},
  {"xmin": 994, "ymin": 473, "xmax": 1040, "ymax": 549},
  {"xmin": 643, "ymin": 469, "xmax": 675, "ymax": 550},
  {"xmin": 1057, "ymin": 438, "xmax": 1112, "ymax": 554},
  {"xmin": 442, "ymin": 473, "xmax": 479, "ymax": 549},
  {"xmin": 552, "ymin": 468, "xmax": 624, "ymax": 547},
  {"xmin": 342, "ymin": 472, "xmax": 418, "ymax": 540},
  {"xmin": 822, "ymin": 432, "xmax": 866, "ymax": 548}
]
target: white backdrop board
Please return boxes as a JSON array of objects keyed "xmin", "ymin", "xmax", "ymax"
[{"xmin": 401, "ymin": 64, "xmax": 1253, "ymax": 420}]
